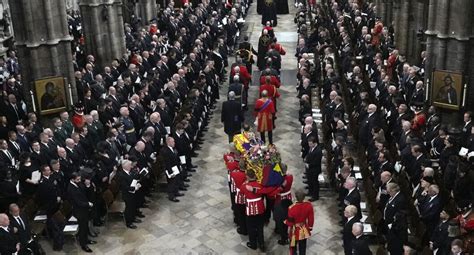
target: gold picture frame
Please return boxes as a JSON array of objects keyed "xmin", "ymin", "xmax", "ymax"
[
  {"xmin": 431, "ymin": 70, "xmax": 463, "ymax": 110},
  {"xmin": 35, "ymin": 76, "xmax": 67, "ymax": 115}
]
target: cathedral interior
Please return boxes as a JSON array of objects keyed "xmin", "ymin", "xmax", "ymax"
[{"xmin": 0, "ymin": 0, "xmax": 473, "ymax": 254}]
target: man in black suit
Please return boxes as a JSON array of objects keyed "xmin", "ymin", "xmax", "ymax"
[
  {"xmin": 409, "ymin": 144, "xmax": 428, "ymax": 186},
  {"xmin": 8, "ymin": 203, "xmax": 31, "ymax": 253},
  {"xmin": 419, "ymin": 184, "xmax": 442, "ymax": 244},
  {"xmin": 358, "ymin": 104, "xmax": 378, "ymax": 148},
  {"xmin": 383, "ymin": 182, "xmax": 406, "ymax": 238},
  {"xmin": 376, "ymin": 171, "xmax": 393, "ymax": 211},
  {"xmin": 117, "ymin": 160, "xmax": 142, "ymax": 229},
  {"xmin": 221, "ymin": 92, "xmax": 244, "ymax": 143},
  {"xmin": 7, "ymin": 131, "xmax": 21, "ymax": 159},
  {"xmin": 430, "ymin": 209, "xmax": 452, "ymax": 254},
  {"xmin": 304, "ymin": 137, "xmax": 322, "ymax": 201},
  {"xmin": 160, "ymin": 137, "xmax": 185, "ymax": 202},
  {"xmin": 0, "ymin": 213, "xmax": 19, "ymax": 254},
  {"xmin": 461, "ymin": 112, "xmax": 473, "ymax": 147},
  {"xmin": 0, "ymin": 139, "xmax": 15, "ymax": 168},
  {"xmin": 36, "ymin": 164, "xmax": 64, "ymax": 251},
  {"xmin": 342, "ymin": 205, "xmax": 358, "ymax": 255},
  {"xmin": 67, "ymin": 172, "xmax": 94, "ymax": 253},
  {"xmin": 351, "ymin": 222, "xmax": 372, "ymax": 254},
  {"xmin": 172, "ymin": 123, "xmax": 195, "ymax": 175},
  {"xmin": 343, "ymin": 177, "xmax": 361, "ymax": 219},
  {"xmin": 4, "ymin": 94, "xmax": 26, "ymax": 130}
]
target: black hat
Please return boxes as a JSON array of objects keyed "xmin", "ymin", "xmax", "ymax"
[{"xmin": 74, "ymin": 101, "xmax": 84, "ymax": 113}]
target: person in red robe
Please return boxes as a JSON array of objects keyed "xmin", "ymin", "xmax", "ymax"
[
  {"xmin": 254, "ymin": 90, "xmax": 276, "ymax": 144},
  {"xmin": 71, "ymin": 102, "xmax": 85, "ymax": 131},
  {"xmin": 231, "ymin": 65, "xmax": 252, "ymax": 108},
  {"xmin": 259, "ymin": 76, "xmax": 280, "ymax": 111},
  {"xmin": 259, "ymin": 74, "xmax": 280, "ymax": 87},
  {"xmin": 285, "ymin": 189, "xmax": 314, "ymax": 255}
]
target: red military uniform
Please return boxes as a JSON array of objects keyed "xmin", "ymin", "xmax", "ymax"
[
  {"xmin": 411, "ymin": 111, "xmax": 426, "ymax": 135},
  {"xmin": 259, "ymin": 83, "xmax": 280, "ymax": 99},
  {"xmin": 269, "ymin": 43, "xmax": 286, "ymax": 55},
  {"xmin": 231, "ymin": 170, "xmax": 248, "ymax": 234},
  {"xmin": 457, "ymin": 209, "xmax": 474, "ymax": 253},
  {"xmin": 240, "ymin": 181, "xmax": 279, "ymax": 216},
  {"xmin": 276, "ymin": 174, "xmax": 293, "ymax": 203},
  {"xmin": 285, "ymin": 201, "xmax": 314, "ymax": 253},
  {"xmin": 259, "ymin": 75, "xmax": 280, "ymax": 87},
  {"xmin": 254, "ymin": 97, "xmax": 276, "ymax": 132},
  {"xmin": 230, "ymin": 65, "xmax": 251, "ymax": 89}
]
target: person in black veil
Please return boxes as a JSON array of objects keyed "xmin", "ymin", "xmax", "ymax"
[
  {"xmin": 261, "ymin": 0, "xmax": 277, "ymax": 27},
  {"xmin": 257, "ymin": 29, "xmax": 272, "ymax": 71},
  {"xmin": 275, "ymin": 0, "xmax": 289, "ymax": 14}
]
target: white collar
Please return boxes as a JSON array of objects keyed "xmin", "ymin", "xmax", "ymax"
[{"xmin": 70, "ymin": 180, "xmax": 78, "ymax": 187}]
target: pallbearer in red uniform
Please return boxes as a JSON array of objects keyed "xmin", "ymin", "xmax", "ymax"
[
  {"xmin": 276, "ymin": 163, "xmax": 293, "ymax": 203},
  {"xmin": 254, "ymin": 90, "xmax": 276, "ymax": 144},
  {"xmin": 224, "ymin": 148, "xmax": 241, "ymax": 225},
  {"xmin": 285, "ymin": 189, "xmax": 314, "ymax": 255},
  {"xmin": 456, "ymin": 201, "xmax": 474, "ymax": 253},
  {"xmin": 241, "ymin": 171, "xmax": 280, "ymax": 251},
  {"xmin": 231, "ymin": 163, "xmax": 248, "ymax": 235}
]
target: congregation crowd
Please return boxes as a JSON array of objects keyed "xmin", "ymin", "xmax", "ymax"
[
  {"xmin": 293, "ymin": 0, "xmax": 474, "ymax": 254},
  {"xmin": 0, "ymin": 0, "xmax": 256, "ymax": 253}
]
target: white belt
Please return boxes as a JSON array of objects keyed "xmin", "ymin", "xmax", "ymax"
[
  {"xmin": 236, "ymin": 188, "xmax": 240, "ymax": 192},
  {"xmin": 280, "ymin": 190, "xmax": 291, "ymax": 196},
  {"xmin": 247, "ymin": 197, "xmax": 262, "ymax": 202}
]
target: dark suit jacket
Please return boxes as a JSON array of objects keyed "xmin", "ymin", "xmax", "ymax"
[
  {"xmin": 358, "ymin": 113, "xmax": 377, "ymax": 147},
  {"xmin": 351, "ymin": 236, "xmax": 372, "ymax": 255},
  {"xmin": 383, "ymin": 193, "xmax": 406, "ymax": 225},
  {"xmin": 159, "ymin": 146, "xmax": 181, "ymax": 177},
  {"xmin": 430, "ymin": 220, "xmax": 449, "ymax": 254},
  {"xmin": 221, "ymin": 100, "xmax": 243, "ymax": 135},
  {"xmin": 67, "ymin": 182, "xmax": 90, "ymax": 220},
  {"xmin": 0, "ymin": 227, "xmax": 17, "ymax": 254},
  {"xmin": 419, "ymin": 195, "xmax": 442, "ymax": 223},
  {"xmin": 305, "ymin": 145, "xmax": 322, "ymax": 173},
  {"xmin": 343, "ymin": 217, "xmax": 358, "ymax": 254},
  {"xmin": 9, "ymin": 213, "xmax": 31, "ymax": 245}
]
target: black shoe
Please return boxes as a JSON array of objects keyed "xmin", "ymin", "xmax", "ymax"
[
  {"xmin": 136, "ymin": 214, "xmax": 145, "ymax": 218},
  {"xmin": 187, "ymin": 168, "xmax": 196, "ymax": 172},
  {"xmin": 87, "ymin": 240, "xmax": 97, "ymax": 245},
  {"xmin": 184, "ymin": 179, "xmax": 191, "ymax": 182},
  {"xmin": 133, "ymin": 219, "xmax": 142, "ymax": 223},
  {"xmin": 169, "ymin": 198, "xmax": 180, "ymax": 202},
  {"xmin": 93, "ymin": 221, "xmax": 104, "ymax": 227},
  {"xmin": 183, "ymin": 184, "xmax": 190, "ymax": 188},
  {"xmin": 126, "ymin": 224, "xmax": 137, "ymax": 229},
  {"xmin": 176, "ymin": 193, "xmax": 185, "ymax": 196},
  {"xmin": 53, "ymin": 247, "xmax": 63, "ymax": 251},
  {"xmin": 187, "ymin": 173, "xmax": 193, "ymax": 177},
  {"xmin": 179, "ymin": 187, "xmax": 188, "ymax": 191},
  {"xmin": 88, "ymin": 232, "xmax": 98, "ymax": 237},
  {"xmin": 141, "ymin": 204, "xmax": 150, "ymax": 208},
  {"xmin": 191, "ymin": 153, "xmax": 199, "ymax": 157},
  {"xmin": 302, "ymin": 180, "xmax": 308, "ymax": 184},
  {"xmin": 246, "ymin": 242, "xmax": 257, "ymax": 250},
  {"xmin": 190, "ymin": 164, "xmax": 198, "ymax": 168},
  {"xmin": 302, "ymin": 175, "xmax": 307, "ymax": 179},
  {"xmin": 237, "ymin": 228, "xmax": 248, "ymax": 235},
  {"xmin": 81, "ymin": 246, "xmax": 93, "ymax": 253},
  {"xmin": 278, "ymin": 239, "xmax": 289, "ymax": 245}
]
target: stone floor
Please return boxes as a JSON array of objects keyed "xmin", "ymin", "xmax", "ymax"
[{"xmin": 39, "ymin": 3, "xmax": 345, "ymax": 255}]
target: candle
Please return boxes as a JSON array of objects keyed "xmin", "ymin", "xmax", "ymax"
[
  {"xmin": 425, "ymin": 79, "xmax": 429, "ymax": 101},
  {"xmin": 68, "ymin": 83, "xmax": 74, "ymax": 106},
  {"xmin": 462, "ymin": 83, "xmax": 467, "ymax": 107},
  {"xmin": 30, "ymin": 90, "xmax": 36, "ymax": 112}
]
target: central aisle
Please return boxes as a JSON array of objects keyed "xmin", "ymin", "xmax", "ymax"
[{"xmin": 50, "ymin": 3, "xmax": 344, "ymax": 255}]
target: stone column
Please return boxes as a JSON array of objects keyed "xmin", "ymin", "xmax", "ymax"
[
  {"xmin": 79, "ymin": 0, "xmax": 126, "ymax": 68},
  {"xmin": 396, "ymin": 0, "xmax": 410, "ymax": 56},
  {"xmin": 135, "ymin": 0, "xmax": 157, "ymax": 25},
  {"xmin": 8, "ymin": 0, "xmax": 77, "ymax": 110}
]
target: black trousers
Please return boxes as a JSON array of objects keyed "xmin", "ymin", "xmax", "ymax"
[
  {"xmin": 275, "ymin": 219, "xmax": 288, "ymax": 241},
  {"xmin": 290, "ymin": 239, "xmax": 307, "ymax": 255},
  {"xmin": 307, "ymin": 168, "xmax": 320, "ymax": 199},
  {"xmin": 235, "ymin": 204, "xmax": 247, "ymax": 233},
  {"xmin": 260, "ymin": 131, "xmax": 273, "ymax": 144},
  {"xmin": 246, "ymin": 214, "xmax": 264, "ymax": 247},
  {"xmin": 122, "ymin": 193, "xmax": 136, "ymax": 225},
  {"xmin": 75, "ymin": 210, "xmax": 89, "ymax": 247},
  {"xmin": 263, "ymin": 197, "xmax": 274, "ymax": 223}
]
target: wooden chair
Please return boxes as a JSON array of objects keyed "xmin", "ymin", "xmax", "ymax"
[{"xmin": 102, "ymin": 189, "xmax": 125, "ymax": 225}]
